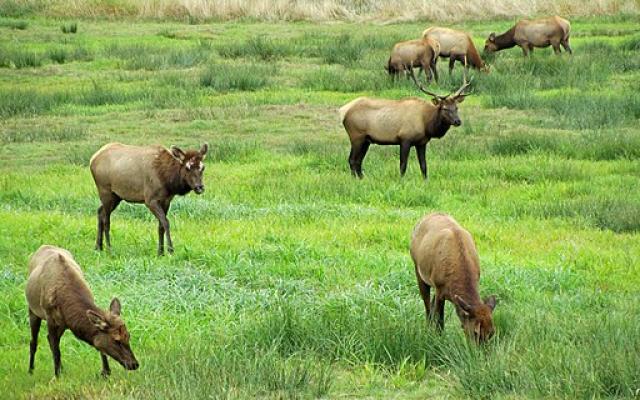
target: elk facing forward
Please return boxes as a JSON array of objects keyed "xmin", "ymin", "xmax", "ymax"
[
  {"xmin": 340, "ymin": 73, "xmax": 470, "ymax": 179},
  {"xmin": 410, "ymin": 213, "xmax": 497, "ymax": 343},
  {"xmin": 386, "ymin": 37, "xmax": 440, "ymax": 83},
  {"xmin": 90, "ymin": 142, "xmax": 208, "ymax": 255},
  {"xmin": 26, "ymin": 245, "xmax": 139, "ymax": 377},
  {"xmin": 484, "ymin": 16, "xmax": 572, "ymax": 56},
  {"xmin": 422, "ymin": 27, "xmax": 488, "ymax": 73}
]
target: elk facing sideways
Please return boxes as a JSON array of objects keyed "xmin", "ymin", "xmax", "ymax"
[
  {"xmin": 410, "ymin": 213, "xmax": 497, "ymax": 343},
  {"xmin": 422, "ymin": 27, "xmax": 488, "ymax": 73},
  {"xmin": 26, "ymin": 245, "xmax": 139, "ymax": 377},
  {"xmin": 484, "ymin": 16, "xmax": 571, "ymax": 56},
  {"xmin": 340, "ymin": 72, "xmax": 470, "ymax": 179},
  {"xmin": 90, "ymin": 142, "xmax": 208, "ymax": 255},
  {"xmin": 386, "ymin": 37, "xmax": 440, "ymax": 83}
]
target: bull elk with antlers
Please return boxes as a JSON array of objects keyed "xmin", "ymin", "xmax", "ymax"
[{"xmin": 339, "ymin": 72, "xmax": 470, "ymax": 179}]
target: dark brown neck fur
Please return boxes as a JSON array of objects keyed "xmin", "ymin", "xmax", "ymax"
[
  {"xmin": 154, "ymin": 151, "xmax": 192, "ymax": 196},
  {"xmin": 59, "ymin": 268, "xmax": 102, "ymax": 345},
  {"xmin": 449, "ymin": 233, "xmax": 482, "ymax": 321},
  {"xmin": 466, "ymin": 38, "xmax": 485, "ymax": 69},
  {"xmin": 494, "ymin": 26, "xmax": 517, "ymax": 50},
  {"xmin": 428, "ymin": 107, "xmax": 452, "ymax": 139}
]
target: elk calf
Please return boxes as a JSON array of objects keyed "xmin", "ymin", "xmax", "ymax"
[
  {"xmin": 90, "ymin": 142, "xmax": 208, "ymax": 255},
  {"xmin": 386, "ymin": 37, "xmax": 440, "ymax": 83},
  {"xmin": 484, "ymin": 16, "xmax": 571, "ymax": 56},
  {"xmin": 340, "ymin": 73, "xmax": 470, "ymax": 179},
  {"xmin": 410, "ymin": 213, "xmax": 497, "ymax": 343},
  {"xmin": 26, "ymin": 245, "xmax": 139, "ymax": 377}
]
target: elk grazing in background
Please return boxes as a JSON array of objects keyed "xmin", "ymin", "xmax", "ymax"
[
  {"xmin": 386, "ymin": 37, "xmax": 440, "ymax": 83},
  {"xmin": 26, "ymin": 245, "xmax": 139, "ymax": 377},
  {"xmin": 410, "ymin": 213, "xmax": 497, "ymax": 343},
  {"xmin": 422, "ymin": 27, "xmax": 489, "ymax": 73},
  {"xmin": 484, "ymin": 16, "xmax": 572, "ymax": 56},
  {"xmin": 90, "ymin": 142, "xmax": 208, "ymax": 255},
  {"xmin": 340, "ymin": 71, "xmax": 470, "ymax": 179}
]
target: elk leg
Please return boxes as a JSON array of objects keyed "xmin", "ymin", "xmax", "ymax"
[
  {"xmin": 355, "ymin": 141, "xmax": 370, "ymax": 178},
  {"xmin": 551, "ymin": 40, "xmax": 561, "ymax": 55},
  {"xmin": 399, "ymin": 141, "xmax": 411, "ymax": 177},
  {"xmin": 430, "ymin": 60, "xmax": 438, "ymax": 83},
  {"xmin": 96, "ymin": 205, "xmax": 104, "ymax": 251},
  {"xmin": 414, "ymin": 266, "xmax": 431, "ymax": 323},
  {"xmin": 28, "ymin": 309, "xmax": 41, "ymax": 374},
  {"xmin": 104, "ymin": 196, "xmax": 121, "ymax": 250},
  {"xmin": 349, "ymin": 140, "xmax": 366, "ymax": 178},
  {"xmin": 431, "ymin": 294, "xmax": 445, "ymax": 331},
  {"xmin": 47, "ymin": 324, "xmax": 64, "ymax": 377},
  {"xmin": 416, "ymin": 144, "xmax": 428, "ymax": 180},
  {"xmin": 448, "ymin": 57, "xmax": 455, "ymax": 74},
  {"xmin": 101, "ymin": 354, "xmax": 111, "ymax": 377},
  {"xmin": 148, "ymin": 200, "xmax": 173, "ymax": 255},
  {"xmin": 561, "ymin": 39, "xmax": 572, "ymax": 54},
  {"xmin": 521, "ymin": 44, "xmax": 530, "ymax": 57}
]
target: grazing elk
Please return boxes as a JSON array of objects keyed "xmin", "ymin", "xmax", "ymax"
[
  {"xmin": 90, "ymin": 142, "xmax": 208, "ymax": 255},
  {"xmin": 484, "ymin": 16, "xmax": 571, "ymax": 56},
  {"xmin": 340, "ymin": 72, "xmax": 470, "ymax": 179},
  {"xmin": 386, "ymin": 37, "xmax": 440, "ymax": 83},
  {"xmin": 26, "ymin": 245, "xmax": 139, "ymax": 377},
  {"xmin": 422, "ymin": 27, "xmax": 488, "ymax": 73},
  {"xmin": 410, "ymin": 213, "xmax": 497, "ymax": 343}
]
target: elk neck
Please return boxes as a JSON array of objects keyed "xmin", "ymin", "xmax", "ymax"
[
  {"xmin": 429, "ymin": 107, "xmax": 452, "ymax": 138},
  {"xmin": 57, "ymin": 271, "xmax": 103, "ymax": 346},
  {"xmin": 155, "ymin": 151, "xmax": 192, "ymax": 196},
  {"xmin": 494, "ymin": 26, "xmax": 517, "ymax": 50}
]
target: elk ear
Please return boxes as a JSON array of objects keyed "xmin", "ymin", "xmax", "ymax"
[
  {"xmin": 109, "ymin": 298, "xmax": 121, "ymax": 316},
  {"xmin": 431, "ymin": 98, "xmax": 441, "ymax": 106},
  {"xmin": 455, "ymin": 95, "xmax": 466, "ymax": 103},
  {"xmin": 454, "ymin": 295, "xmax": 474, "ymax": 316},
  {"xmin": 489, "ymin": 32, "xmax": 496, "ymax": 41},
  {"xmin": 199, "ymin": 143, "xmax": 208, "ymax": 158},
  {"xmin": 87, "ymin": 310, "xmax": 109, "ymax": 331},
  {"xmin": 170, "ymin": 146, "xmax": 186, "ymax": 163},
  {"xmin": 484, "ymin": 295, "xmax": 497, "ymax": 311}
]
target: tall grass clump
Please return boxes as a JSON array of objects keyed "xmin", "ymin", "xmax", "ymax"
[
  {"xmin": 106, "ymin": 43, "xmax": 209, "ymax": 70},
  {"xmin": 301, "ymin": 65, "xmax": 402, "ymax": 92},
  {"xmin": 0, "ymin": 19, "xmax": 28, "ymax": 29},
  {"xmin": 215, "ymin": 35, "xmax": 291, "ymax": 61},
  {"xmin": 199, "ymin": 64, "xmax": 274, "ymax": 91},
  {"xmin": 319, "ymin": 33, "xmax": 365, "ymax": 65},
  {"xmin": 60, "ymin": 22, "xmax": 77, "ymax": 33},
  {"xmin": 0, "ymin": 46, "xmax": 43, "ymax": 68},
  {"xmin": 0, "ymin": 89, "xmax": 67, "ymax": 117}
]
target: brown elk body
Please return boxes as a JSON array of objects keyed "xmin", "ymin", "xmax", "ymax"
[
  {"xmin": 25, "ymin": 245, "xmax": 139, "ymax": 377},
  {"xmin": 484, "ymin": 16, "xmax": 572, "ymax": 56},
  {"xmin": 410, "ymin": 213, "xmax": 497, "ymax": 343},
  {"xmin": 422, "ymin": 27, "xmax": 488, "ymax": 73},
  {"xmin": 386, "ymin": 38, "xmax": 440, "ymax": 83},
  {"xmin": 339, "ymin": 75, "xmax": 469, "ymax": 179},
  {"xmin": 90, "ymin": 142, "xmax": 208, "ymax": 255}
]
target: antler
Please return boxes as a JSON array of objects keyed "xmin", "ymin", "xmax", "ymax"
[
  {"xmin": 451, "ymin": 74, "xmax": 472, "ymax": 99},
  {"xmin": 408, "ymin": 67, "xmax": 447, "ymax": 100}
]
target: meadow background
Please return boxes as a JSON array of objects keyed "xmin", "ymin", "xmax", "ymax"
[{"xmin": 1, "ymin": 1, "xmax": 640, "ymax": 398}]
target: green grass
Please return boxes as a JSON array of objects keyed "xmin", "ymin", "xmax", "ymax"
[{"xmin": 1, "ymin": 15, "xmax": 640, "ymax": 400}]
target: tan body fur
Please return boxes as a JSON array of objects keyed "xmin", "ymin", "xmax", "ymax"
[
  {"xmin": 422, "ymin": 27, "xmax": 487, "ymax": 72},
  {"xmin": 90, "ymin": 142, "xmax": 208, "ymax": 255},
  {"xmin": 26, "ymin": 245, "xmax": 138, "ymax": 377},
  {"xmin": 410, "ymin": 213, "xmax": 496, "ymax": 342},
  {"xmin": 387, "ymin": 38, "xmax": 440, "ymax": 82},
  {"xmin": 485, "ymin": 16, "xmax": 572, "ymax": 56}
]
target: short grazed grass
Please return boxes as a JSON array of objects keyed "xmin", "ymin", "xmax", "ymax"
[{"xmin": 1, "ymin": 15, "xmax": 639, "ymax": 400}]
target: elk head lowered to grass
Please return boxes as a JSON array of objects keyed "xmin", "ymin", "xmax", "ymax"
[
  {"xmin": 26, "ymin": 245, "xmax": 139, "ymax": 377},
  {"xmin": 339, "ymin": 71, "xmax": 470, "ymax": 179},
  {"xmin": 90, "ymin": 142, "xmax": 208, "ymax": 255},
  {"xmin": 410, "ymin": 213, "xmax": 497, "ymax": 343}
]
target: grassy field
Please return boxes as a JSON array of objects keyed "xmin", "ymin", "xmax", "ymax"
[{"xmin": 1, "ymin": 13, "xmax": 640, "ymax": 399}]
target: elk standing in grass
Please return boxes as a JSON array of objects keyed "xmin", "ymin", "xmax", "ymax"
[
  {"xmin": 90, "ymin": 142, "xmax": 208, "ymax": 255},
  {"xmin": 26, "ymin": 245, "xmax": 139, "ymax": 377},
  {"xmin": 340, "ymin": 72, "xmax": 470, "ymax": 179},
  {"xmin": 386, "ymin": 37, "xmax": 440, "ymax": 83},
  {"xmin": 410, "ymin": 213, "xmax": 497, "ymax": 343},
  {"xmin": 484, "ymin": 16, "xmax": 572, "ymax": 56},
  {"xmin": 422, "ymin": 27, "xmax": 488, "ymax": 73}
]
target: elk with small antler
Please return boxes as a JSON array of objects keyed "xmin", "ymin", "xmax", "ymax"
[{"xmin": 339, "ymin": 71, "xmax": 470, "ymax": 179}]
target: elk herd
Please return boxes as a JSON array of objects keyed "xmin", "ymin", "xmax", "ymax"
[{"xmin": 25, "ymin": 15, "xmax": 572, "ymax": 379}]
